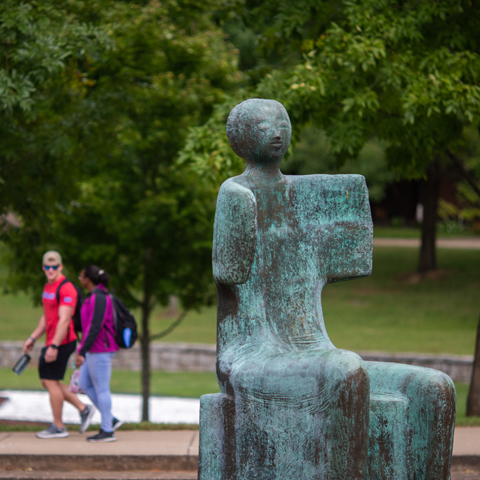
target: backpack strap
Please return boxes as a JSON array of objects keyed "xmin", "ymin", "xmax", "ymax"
[
  {"xmin": 55, "ymin": 278, "xmax": 70, "ymax": 304},
  {"xmin": 93, "ymin": 290, "xmax": 116, "ymax": 341},
  {"xmin": 101, "ymin": 293, "xmax": 117, "ymax": 338},
  {"xmin": 109, "ymin": 294, "xmax": 117, "ymax": 329},
  {"xmin": 78, "ymin": 287, "xmax": 108, "ymax": 354},
  {"xmin": 56, "ymin": 278, "xmax": 72, "ymax": 343}
]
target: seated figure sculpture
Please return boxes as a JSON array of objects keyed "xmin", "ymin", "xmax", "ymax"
[{"xmin": 199, "ymin": 98, "xmax": 456, "ymax": 480}]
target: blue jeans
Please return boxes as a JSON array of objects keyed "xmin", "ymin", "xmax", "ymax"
[{"xmin": 79, "ymin": 352, "xmax": 115, "ymax": 432}]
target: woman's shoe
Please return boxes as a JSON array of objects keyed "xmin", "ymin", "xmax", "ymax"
[
  {"xmin": 79, "ymin": 405, "xmax": 95, "ymax": 434},
  {"xmin": 112, "ymin": 417, "xmax": 124, "ymax": 431},
  {"xmin": 87, "ymin": 429, "xmax": 116, "ymax": 442}
]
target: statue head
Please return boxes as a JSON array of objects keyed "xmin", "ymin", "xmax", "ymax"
[{"xmin": 226, "ymin": 99, "xmax": 292, "ymax": 166}]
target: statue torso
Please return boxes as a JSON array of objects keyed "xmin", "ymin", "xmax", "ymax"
[{"xmin": 214, "ymin": 172, "xmax": 373, "ymax": 373}]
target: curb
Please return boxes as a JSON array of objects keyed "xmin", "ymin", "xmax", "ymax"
[
  {"xmin": 0, "ymin": 474, "xmax": 196, "ymax": 480},
  {"xmin": 0, "ymin": 455, "xmax": 197, "ymax": 473},
  {"xmin": 452, "ymin": 456, "xmax": 480, "ymax": 469},
  {"xmin": 0, "ymin": 475, "xmax": 196, "ymax": 480},
  {"xmin": 1, "ymin": 454, "xmax": 477, "ymax": 473}
]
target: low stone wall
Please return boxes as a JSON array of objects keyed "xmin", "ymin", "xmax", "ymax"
[
  {"xmin": 0, "ymin": 341, "xmax": 473, "ymax": 382},
  {"xmin": 112, "ymin": 343, "xmax": 217, "ymax": 372},
  {"xmin": 0, "ymin": 341, "xmax": 216, "ymax": 373},
  {"xmin": 357, "ymin": 351, "xmax": 474, "ymax": 383}
]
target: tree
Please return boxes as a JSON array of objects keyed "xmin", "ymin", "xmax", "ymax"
[
  {"xmin": 180, "ymin": 0, "xmax": 480, "ymax": 416},
  {"xmin": 0, "ymin": 0, "xmax": 112, "ymax": 295},
  {"xmin": 468, "ymin": 312, "xmax": 480, "ymax": 417},
  {"xmin": 281, "ymin": 127, "xmax": 394, "ymax": 203},
  {"xmin": 454, "ymin": 128, "xmax": 480, "ymax": 417},
  {"xmin": 183, "ymin": 0, "xmax": 480, "ymax": 273},
  {"xmin": 0, "ymin": 0, "xmax": 111, "ymax": 208},
  {"xmin": 1, "ymin": 0, "xmax": 241, "ymax": 421}
]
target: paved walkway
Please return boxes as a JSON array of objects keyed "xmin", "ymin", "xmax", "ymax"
[
  {"xmin": 453, "ymin": 427, "xmax": 480, "ymax": 456},
  {"xmin": 0, "ymin": 431, "xmax": 198, "ymax": 457},
  {"xmin": 0, "ymin": 428, "xmax": 478, "ymax": 457},
  {"xmin": 374, "ymin": 237, "xmax": 480, "ymax": 249}
]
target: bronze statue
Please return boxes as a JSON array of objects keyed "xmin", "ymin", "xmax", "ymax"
[{"xmin": 199, "ymin": 98, "xmax": 456, "ymax": 479}]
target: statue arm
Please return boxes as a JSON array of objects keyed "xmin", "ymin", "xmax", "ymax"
[
  {"xmin": 323, "ymin": 174, "xmax": 373, "ymax": 283},
  {"xmin": 213, "ymin": 180, "xmax": 257, "ymax": 285}
]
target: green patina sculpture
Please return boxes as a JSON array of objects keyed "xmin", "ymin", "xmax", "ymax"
[{"xmin": 199, "ymin": 99, "xmax": 456, "ymax": 479}]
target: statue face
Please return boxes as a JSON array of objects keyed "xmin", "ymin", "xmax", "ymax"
[{"xmin": 227, "ymin": 99, "xmax": 292, "ymax": 165}]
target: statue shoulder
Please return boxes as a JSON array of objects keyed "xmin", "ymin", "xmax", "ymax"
[
  {"xmin": 213, "ymin": 178, "xmax": 257, "ymax": 285},
  {"xmin": 218, "ymin": 177, "xmax": 254, "ymax": 198}
]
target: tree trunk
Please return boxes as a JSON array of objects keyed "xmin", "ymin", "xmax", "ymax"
[
  {"xmin": 467, "ymin": 312, "xmax": 480, "ymax": 417},
  {"xmin": 141, "ymin": 248, "xmax": 153, "ymax": 422},
  {"xmin": 141, "ymin": 301, "xmax": 151, "ymax": 422},
  {"xmin": 418, "ymin": 160, "xmax": 440, "ymax": 273}
]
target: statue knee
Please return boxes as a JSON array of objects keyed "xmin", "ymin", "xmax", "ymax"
[
  {"xmin": 422, "ymin": 371, "xmax": 456, "ymax": 410},
  {"xmin": 400, "ymin": 369, "xmax": 456, "ymax": 438},
  {"xmin": 405, "ymin": 369, "xmax": 455, "ymax": 404},
  {"xmin": 228, "ymin": 350, "xmax": 368, "ymax": 407},
  {"xmin": 305, "ymin": 350, "xmax": 370, "ymax": 412},
  {"xmin": 323, "ymin": 350, "xmax": 368, "ymax": 388}
]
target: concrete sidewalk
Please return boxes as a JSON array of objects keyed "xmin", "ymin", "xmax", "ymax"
[
  {"xmin": 0, "ymin": 427, "xmax": 480, "ymax": 474},
  {"xmin": 0, "ymin": 427, "xmax": 478, "ymax": 457},
  {"xmin": 0, "ymin": 430, "xmax": 199, "ymax": 461}
]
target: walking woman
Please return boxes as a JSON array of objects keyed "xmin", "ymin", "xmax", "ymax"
[{"xmin": 75, "ymin": 266, "xmax": 122, "ymax": 442}]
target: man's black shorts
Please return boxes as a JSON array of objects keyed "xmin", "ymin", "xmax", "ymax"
[{"xmin": 38, "ymin": 341, "xmax": 76, "ymax": 381}]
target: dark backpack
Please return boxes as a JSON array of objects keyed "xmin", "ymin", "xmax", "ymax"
[
  {"xmin": 56, "ymin": 278, "xmax": 85, "ymax": 338},
  {"xmin": 108, "ymin": 294, "xmax": 138, "ymax": 349}
]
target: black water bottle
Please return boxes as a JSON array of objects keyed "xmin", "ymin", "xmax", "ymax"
[{"xmin": 12, "ymin": 354, "xmax": 31, "ymax": 375}]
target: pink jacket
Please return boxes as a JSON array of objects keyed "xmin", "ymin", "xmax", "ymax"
[{"xmin": 77, "ymin": 284, "xmax": 119, "ymax": 356}]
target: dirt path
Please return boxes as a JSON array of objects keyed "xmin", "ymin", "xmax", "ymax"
[{"xmin": 374, "ymin": 237, "xmax": 480, "ymax": 249}]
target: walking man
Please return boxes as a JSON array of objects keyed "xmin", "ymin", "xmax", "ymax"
[{"xmin": 23, "ymin": 251, "xmax": 95, "ymax": 438}]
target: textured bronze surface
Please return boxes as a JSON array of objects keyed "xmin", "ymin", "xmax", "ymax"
[{"xmin": 199, "ymin": 99, "xmax": 456, "ymax": 479}]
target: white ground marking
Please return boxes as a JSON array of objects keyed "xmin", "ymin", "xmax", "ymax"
[{"xmin": 0, "ymin": 390, "xmax": 200, "ymax": 424}]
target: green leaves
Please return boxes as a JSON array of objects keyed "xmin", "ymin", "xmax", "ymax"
[
  {"xmin": 0, "ymin": 0, "xmax": 111, "ymax": 113},
  {"xmin": 248, "ymin": 0, "xmax": 480, "ymax": 177},
  {"xmin": 1, "ymin": 0, "xmax": 240, "ymax": 314},
  {"xmin": 0, "ymin": 69, "xmax": 35, "ymax": 112},
  {"xmin": 178, "ymin": 95, "xmax": 245, "ymax": 185}
]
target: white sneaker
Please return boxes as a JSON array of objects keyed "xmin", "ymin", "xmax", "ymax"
[{"xmin": 36, "ymin": 423, "xmax": 69, "ymax": 439}]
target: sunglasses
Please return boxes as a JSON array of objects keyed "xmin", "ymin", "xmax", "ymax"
[{"xmin": 43, "ymin": 265, "xmax": 60, "ymax": 271}]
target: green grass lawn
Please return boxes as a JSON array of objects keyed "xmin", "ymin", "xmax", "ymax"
[
  {"xmin": 1, "ymin": 246, "xmax": 479, "ymax": 354},
  {"xmin": 324, "ymin": 247, "xmax": 480, "ymax": 355},
  {"xmin": 0, "ymin": 368, "xmax": 477, "ymax": 427},
  {"xmin": 0, "ymin": 367, "xmax": 219, "ymax": 398},
  {"xmin": 153, "ymin": 246, "xmax": 478, "ymax": 355},
  {"xmin": 1, "ymin": 240, "xmax": 480, "ymax": 427}
]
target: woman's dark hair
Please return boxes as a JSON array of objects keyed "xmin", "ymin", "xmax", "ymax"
[{"xmin": 83, "ymin": 265, "xmax": 110, "ymax": 287}]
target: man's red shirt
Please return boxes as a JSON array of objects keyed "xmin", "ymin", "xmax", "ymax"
[{"xmin": 42, "ymin": 274, "xmax": 78, "ymax": 346}]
